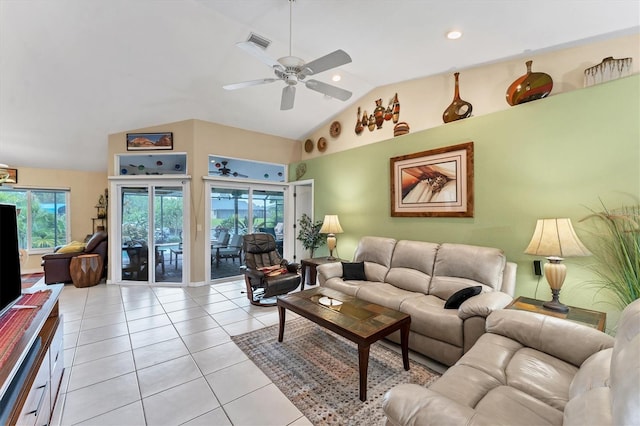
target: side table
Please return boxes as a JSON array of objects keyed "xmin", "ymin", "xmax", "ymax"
[
  {"xmin": 507, "ymin": 296, "xmax": 606, "ymax": 331},
  {"xmin": 300, "ymin": 257, "xmax": 346, "ymax": 290},
  {"xmin": 69, "ymin": 254, "xmax": 103, "ymax": 288}
]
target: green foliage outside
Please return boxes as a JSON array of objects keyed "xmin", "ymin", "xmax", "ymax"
[
  {"xmin": 0, "ymin": 189, "xmax": 67, "ymax": 249},
  {"xmin": 122, "ymin": 192, "xmax": 183, "ymax": 244}
]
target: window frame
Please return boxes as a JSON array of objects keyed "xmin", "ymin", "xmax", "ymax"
[{"xmin": 0, "ymin": 187, "xmax": 71, "ymax": 253}]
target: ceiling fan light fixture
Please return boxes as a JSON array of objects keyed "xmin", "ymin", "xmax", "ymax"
[
  {"xmin": 332, "ymin": 74, "xmax": 341, "ymax": 82},
  {"xmin": 278, "ymin": 56, "xmax": 305, "ymax": 68},
  {"xmin": 446, "ymin": 30, "xmax": 463, "ymax": 40}
]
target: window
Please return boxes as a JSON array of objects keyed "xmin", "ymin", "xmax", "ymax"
[{"xmin": 0, "ymin": 188, "xmax": 70, "ymax": 251}]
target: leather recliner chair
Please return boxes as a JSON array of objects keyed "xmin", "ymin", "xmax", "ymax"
[
  {"xmin": 242, "ymin": 232, "xmax": 300, "ymax": 306},
  {"xmin": 42, "ymin": 231, "xmax": 108, "ymax": 284}
]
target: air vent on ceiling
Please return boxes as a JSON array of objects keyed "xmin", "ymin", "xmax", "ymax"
[{"xmin": 246, "ymin": 32, "xmax": 271, "ymax": 50}]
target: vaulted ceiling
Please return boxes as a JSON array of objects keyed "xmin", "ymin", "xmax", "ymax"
[{"xmin": 1, "ymin": 0, "xmax": 638, "ymax": 172}]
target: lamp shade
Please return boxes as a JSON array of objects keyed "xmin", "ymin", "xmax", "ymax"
[
  {"xmin": 319, "ymin": 215, "xmax": 343, "ymax": 234},
  {"xmin": 524, "ymin": 218, "xmax": 591, "ymax": 258}
]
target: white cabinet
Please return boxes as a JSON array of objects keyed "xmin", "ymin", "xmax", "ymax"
[
  {"xmin": 49, "ymin": 319, "xmax": 64, "ymax": 410},
  {"xmin": 0, "ymin": 285, "xmax": 64, "ymax": 426},
  {"xmin": 17, "ymin": 349, "xmax": 50, "ymax": 426}
]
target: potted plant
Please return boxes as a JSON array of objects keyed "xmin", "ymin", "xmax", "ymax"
[
  {"xmin": 296, "ymin": 213, "xmax": 325, "ymax": 257},
  {"xmin": 581, "ymin": 201, "xmax": 640, "ymax": 309}
]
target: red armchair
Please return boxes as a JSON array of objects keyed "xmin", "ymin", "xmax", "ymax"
[{"xmin": 42, "ymin": 231, "xmax": 108, "ymax": 284}]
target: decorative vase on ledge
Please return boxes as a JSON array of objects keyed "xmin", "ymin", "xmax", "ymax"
[{"xmin": 506, "ymin": 60, "xmax": 553, "ymax": 106}]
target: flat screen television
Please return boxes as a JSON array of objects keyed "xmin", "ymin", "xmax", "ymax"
[{"xmin": 0, "ymin": 204, "xmax": 22, "ymax": 317}]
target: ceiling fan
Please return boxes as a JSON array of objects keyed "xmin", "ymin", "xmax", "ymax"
[
  {"xmin": 223, "ymin": 0, "xmax": 352, "ymax": 110},
  {"xmin": 214, "ymin": 161, "xmax": 248, "ymax": 178}
]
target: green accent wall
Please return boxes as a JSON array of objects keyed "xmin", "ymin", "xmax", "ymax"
[{"xmin": 291, "ymin": 75, "xmax": 639, "ymax": 331}]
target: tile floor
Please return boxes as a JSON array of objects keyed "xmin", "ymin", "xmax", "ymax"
[{"xmin": 53, "ymin": 280, "xmax": 314, "ymax": 425}]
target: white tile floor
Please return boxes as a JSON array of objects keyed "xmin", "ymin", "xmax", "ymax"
[{"xmin": 53, "ymin": 280, "xmax": 313, "ymax": 426}]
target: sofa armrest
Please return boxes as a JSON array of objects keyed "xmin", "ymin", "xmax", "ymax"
[
  {"xmin": 487, "ymin": 309, "xmax": 614, "ymax": 367},
  {"xmin": 42, "ymin": 251, "xmax": 82, "ymax": 261},
  {"xmin": 317, "ymin": 262, "xmax": 343, "ymax": 286},
  {"xmin": 501, "ymin": 262, "xmax": 517, "ymax": 296},
  {"xmin": 383, "ymin": 384, "xmax": 493, "ymax": 426},
  {"xmin": 458, "ymin": 292, "xmax": 513, "ymax": 320}
]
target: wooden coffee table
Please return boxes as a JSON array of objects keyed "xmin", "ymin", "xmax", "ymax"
[{"xmin": 277, "ymin": 287, "xmax": 411, "ymax": 401}]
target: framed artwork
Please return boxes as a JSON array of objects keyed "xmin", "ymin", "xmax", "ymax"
[
  {"xmin": 5, "ymin": 168, "xmax": 18, "ymax": 184},
  {"xmin": 390, "ymin": 141, "xmax": 474, "ymax": 217},
  {"xmin": 126, "ymin": 132, "xmax": 173, "ymax": 151}
]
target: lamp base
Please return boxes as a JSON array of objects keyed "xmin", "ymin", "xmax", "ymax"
[{"xmin": 543, "ymin": 289, "xmax": 569, "ymax": 313}]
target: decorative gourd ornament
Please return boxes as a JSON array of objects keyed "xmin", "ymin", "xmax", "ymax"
[{"xmin": 506, "ymin": 60, "xmax": 553, "ymax": 106}]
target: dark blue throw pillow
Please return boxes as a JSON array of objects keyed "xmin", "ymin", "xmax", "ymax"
[
  {"xmin": 342, "ymin": 262, "xmax": 366, "ymax": 281},
  {"xmin": 444, "ymin": 286, "xmax": 482, "ymax": 309}
]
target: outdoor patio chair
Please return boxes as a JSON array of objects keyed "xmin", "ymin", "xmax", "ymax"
[
  {"xmin": 216, "ymin": 234, "xmax": 243, "ymax": 265},
  {"xmin": 242, "ymin": 232, "xmax": 300, "ymax": 306},
  {"xmin": 123, "ymin": 242, "xmax": 148, "ymax": 280}
]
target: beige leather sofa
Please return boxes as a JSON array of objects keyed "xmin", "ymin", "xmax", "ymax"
[
  {"xmin": 383, "ymin": 298, "xmax": 640, "ymax": 426},
  {"xmin": 317, "ymin": 236, "xmax": 517, "ymax": 366}
]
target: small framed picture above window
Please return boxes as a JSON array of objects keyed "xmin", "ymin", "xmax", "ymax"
[{"xmin": 126, "ymin": 132, "xmax": 173, "ymax": 151}]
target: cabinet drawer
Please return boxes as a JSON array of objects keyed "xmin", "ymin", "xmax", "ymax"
[
  {"xmin": 17, "ymin": 351, "xmax": 50, "ymax": 426},
  {"xmin": 49, "ymin": 317, "xmax": 64, "ymax": 406}
]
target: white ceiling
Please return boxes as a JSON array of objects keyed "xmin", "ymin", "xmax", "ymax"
[{"xmin": 1, "ymin": 0, "xmax": 638, "ymax": 172}]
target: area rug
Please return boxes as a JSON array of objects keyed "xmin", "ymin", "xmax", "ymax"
[
  {"xmin": 231, "ymin": 318, "xmax": 441, "ymax": 425},
  {"xmin": 21, "ymin": 272, "xmax": 44, "ymax": 289}
]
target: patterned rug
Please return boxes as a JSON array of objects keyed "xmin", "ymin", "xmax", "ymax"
[
  {"xmin": 21, "ymin": 272, "xmax": 44, "ymax": 289},
  {"xmin": 231, "ymin": 318, "xmax": 440, "ymax": 425}
]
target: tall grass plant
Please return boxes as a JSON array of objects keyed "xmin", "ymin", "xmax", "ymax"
[{"xmin": 581, "ymin": 202, "xmax": 640, "ymax": 309}]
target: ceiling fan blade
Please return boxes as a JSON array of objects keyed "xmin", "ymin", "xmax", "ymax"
[
  {"xmin": 305, "ymin": 79, "xmax": 352, "ymax": 101},
  {"xmin": 280, "ymin": 86, "xmax": 296, "ymax": 110},
  {"xmin": 236, "ymin": 41, "xmax": 281, "ymax": 69},
  {"xmin": 301, "ymin": 49, "xmax": 352, "ymax": 76},
  {"xmin": 223, "ymin": 78, "xmax": 279, "ymax": 90}
]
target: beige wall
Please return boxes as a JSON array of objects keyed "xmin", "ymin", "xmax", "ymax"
[
  {"xmin": 9, "ymin": 166, "xmax": 108, "ymax": 273},
  {"xmin": 107, "ymin": 119, "xmax": 300, "ymax": 283}
]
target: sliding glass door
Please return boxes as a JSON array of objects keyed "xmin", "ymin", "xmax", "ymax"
[
  {"xmin": 207, "ymin": 182, "xmax": 288, "ymax": 282},
  {"xmin": 113, "ymin": 180, "xmax": 188, "ymax": 285}
]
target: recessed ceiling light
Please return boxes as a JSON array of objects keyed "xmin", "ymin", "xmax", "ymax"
[
  {"xmin": 332, "ymin": 74, "xmax": 341, "ymax": 82},
  {"xmin": 446, "ymin": 30, "xmax": 462, "ymax": 40}
]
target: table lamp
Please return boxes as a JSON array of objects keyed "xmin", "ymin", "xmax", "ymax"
[
  {"xmin": 524, "ymin": 218, "xmax": 591, "ymax": 313},
  {"xmin": 319, "ymin": 215, "xmax": 343, "ymax": 260}
]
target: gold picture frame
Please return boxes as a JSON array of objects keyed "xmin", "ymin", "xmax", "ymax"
[{"xmin": 390, "ymin": 142, "xmax": 474, "ymax": 217}]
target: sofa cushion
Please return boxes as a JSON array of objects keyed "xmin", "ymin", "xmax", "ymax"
[
  {"xmin": 356, "ymin": 283, "xmax": 422, "ymax": 311},
  {"xmin": 430, "ymin": 276, "xmax": 492, "ymax": 301},
  {"xmin": 444, "ymin": 286, "xmax": 482, "ymax": 309},
  {"xmin": 322, "ymin": 277, "xmax": 382, "ymax": 297},
  {"xmin": 400, "ymin": 296, "xmax": 464, "ymax": 346},
  {"xmin": 430, "ymin": 243, "xmax": 506, "ymax": 299},
  {"xmin": 56, "ymin": 241, "xmax": 86, "ymax": 253},
  {"xmin": 506, "ymin": 347, "xmax": 577, "ymax": 411},
  {"xmin": 487, "ymin": 310, "xmax": 614, "ymax": 367},
  {"xmin": 342, "ymin": 262, "xmax": 366, "ymax": 280},
  {"xmin": 385, "ymin": 240, "xmax": 438, "ymax": 293},
  {"xmin": 353, "ymin": 236, "xmax": 396, "ymax": 282},
  {"xmin": 385, "ymin": 268, "xmax": 431, "ymax": 294},
  {"xmin": 475, "ymin": 385, "xmax": 563, "ymax": 425}
]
